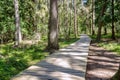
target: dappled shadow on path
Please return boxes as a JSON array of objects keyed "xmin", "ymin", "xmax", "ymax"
[
  {"xmin": 11, "ymin": 34, "xmax": 91, "ymax": 80},
  {"xmin": 12, "ymin": 49, "xmax": 87, "ymax": 80},
  {"xmin": 86, "ymin": 44, "xmax": 120, "ymax": 80}
]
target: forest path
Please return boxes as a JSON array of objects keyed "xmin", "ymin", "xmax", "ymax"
[
  {"xmin": 11, "ymin": 34, "xmax": 91, "ymax": 80},
  {"xmin": 86, "ymin": 43, "xmax": 120, "ymax": 80}
]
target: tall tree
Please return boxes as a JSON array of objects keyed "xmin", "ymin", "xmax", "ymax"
[
  {"xmin": 91, "ymin": 0, "xmax": 95, "ymax": 35},
  {"xmin": 14, "ymin": 0, "xmax": 22, "ymax": 46},
  {"xmin": 111, "ymin": 0, "xmax": 116, "ymax": 39},
  {"xmin": 74, "ymin": 0, "xmax": 77, "ymax": 38},
  {"xmin": 96, "ymin": 0, "xmax": 107, "ymax": 41},
  {"xmin": 47, "ymin": 0, "xmax": 59, "ymax": 51}
]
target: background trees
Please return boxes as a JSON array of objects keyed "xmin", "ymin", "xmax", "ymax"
[
  {"xmin": 0, "ymin": 0, "xmax": 120, "ymax": 79},
  {"xmin": 95, "ymin": 0, "xmax": 120, "ymax": 41},
  {"xmin": 0, "ymin": 0, "xmax": 120, "ymax": 44}
]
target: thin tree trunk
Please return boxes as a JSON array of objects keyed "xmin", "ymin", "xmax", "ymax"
[
  {"xmin": 47, "ymin": 0, "xmax": 59, "ymax": 52},
  {"xmin": 111, "ymin": 0, "xmax": 116, "ymax": 40},
  {"xmin": 63, "ymin": 0, "xmax": 68, "ymax": 40},
  {"xmin": 74, "ymin": 0, "xmax": 77, "ymax": 38},
  {"xmin": 96, "ymin": 1, "xmax": 107, "ymax": 41},
  {"xmin": 81, "ymin": 0, "xmax": 84, "ymax": 6},
  {"xmin": 14, "ymin": 0, "xmax": 22, "ymax": 46},
  {"xmin": 77, "ymin": 16, "xmax": 79, "ymax": 35},
  {"xmin": 76, "ymin": 8, "xmax": 79, "ymax": 35},
  {"xmin": 69, "ymin": 0, "xmax": 72, "ymax": 37},
  {"xmin": 104, "ymin": 27, "xmax": 107, "ymax": 35},
  {"xmin": 33, "ymin": 0, "xmax": 39, "ymax": 32},
  {"xmin": 66, "ymin": 0, "xmax": 70, "ymax": 39},
  {"xmin": 91, "ymin": 0, "xmax": 95, "ymax": 35}
]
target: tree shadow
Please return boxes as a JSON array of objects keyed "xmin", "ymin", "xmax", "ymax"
[
  {"xmin": 12, "ymin": 53, "xmax": 87, "ymax": 80},
  {"xmin": 11, "ymin": 36, "xmax": 91, "ymax": 80},
  {"xmin": 86, "ymin": 44, "xmax": 120, "ymax": 80}
]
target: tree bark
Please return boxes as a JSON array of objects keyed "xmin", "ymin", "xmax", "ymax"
[
  {"xmin": 111, "ymin": 0, "xmax": 116, "ymax": 40},
  {"xmin": 96, "ymin": 1, "xmax": 107, "ymax": 41},
  {"xmin": 104, "ymin": 27, "xmax": 107, "ymax": 35},
  {"xmin": 91, "ymin": 0, "xmax": 95, "ymax": 35},
  {"xmin": 69, "ymin": 0, "xmax": 73, "ymax": 37},
  {"xmin": 66, "ymin": 0, "xmax": 70, "ymax": 39},
  {"xmin": 47, "ymin": 0, "xmax": 59, "ymax": 52},
  {"xmin": 74, "ymin": 0, "xmax": 77, "ymax": 38},
  {"xmin": 14, "ymin": 0, "xmax": 22, "ymax": 46}
]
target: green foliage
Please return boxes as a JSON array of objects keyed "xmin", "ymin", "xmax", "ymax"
[
  {"xmin": 90, "ymin": 32, "xmax": 120, "ymax": 55},
  {"xmin": 0, "ymin": 42, "xmax": 48, "ymax": 80},
  {"xmin": 59, "ymin": 38, "xmax": 79, "ymax": 48},
  {"xmin": 90, "ymin": 33, "xmax": 120, "ymax": 41},
  {"xmin": 98, "ymin": 42, "xmax": 120, "ymax": 55},
  {"xmin": 95, "ymin": 0, "xmax": 120, "ymax": 29},
  {"xmin": 0, "ymin": 0, "xmax": 119, "ymax": 79},
  {"xmin": 0, "ymin": 0, "xmax": 49, "ymax": 43},
  {"xmin": 90, "ymin": 33, "xmax": 120, "ymax": 55},
  {"xmin": 0, "ymin": 0, "xmax": 15, "ymax": 43},
  {"xmin": 0, "ymin": 37, "xmax": 79, "ymax": 80}
]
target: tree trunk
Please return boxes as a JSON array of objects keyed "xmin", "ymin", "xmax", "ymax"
[
  {"xmin": 96, "ymin": 1, "xmax": 107, "ymax": 41},
  {"xmin": 104, "ymin": 27, "xmax": 107, "ymax": 35},
  {"xmin": 81, "ymin": 0, "xmax": 84, "ymax": 6},
  {"xmin": 111, "ymin": 0, "xmax": 116, "ymax": 40},
  {"xmin": 66, "ymin": 0, "xmax": 70, "ymax": 40},
  {"xmin": 91, "ymin": 0, "xmax": 95, "ymax": 35},
  {"xmin": 74, "ymin": 0, "xmax": 77, "ymax": 38},
  {"xmin": 14, "ymin": 0, "xmax": 22, "ymax": 46},
  {"xmin": 47, "ymin": 0, "xmax": 59, "ymax": 52},
  {"xmin": 63, "ymin": 0, "xmax": 68, "ymax": 40},
  {"xmin": 69, "ymin": 0, "xmax": 73, "ymax": 37}
]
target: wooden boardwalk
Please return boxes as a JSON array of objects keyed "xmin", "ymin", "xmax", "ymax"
[{"xmin": 11, "ymin": 34, "xmax": 91, "ymax": 80}]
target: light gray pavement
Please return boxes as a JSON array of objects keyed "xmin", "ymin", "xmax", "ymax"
[{"xmin": 11, "ymin": 34, "xmax": 91, "ymax": 80}]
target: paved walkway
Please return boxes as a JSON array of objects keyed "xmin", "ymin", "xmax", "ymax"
[{"xmin": 11, "ymin": 34, "xmax": 91, "ymax": 80}]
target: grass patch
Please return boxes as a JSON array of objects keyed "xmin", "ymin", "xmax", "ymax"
[
  {"xmin": 59, "ymin": 38, "xmax": 79, "ymax": 48},
  {"xmin": 0, "ymin": 38, "xmax": 79, "ymax": 80},
  {"xmin": 0, "ymin": 42, "xmax": 48, "ymax": 80},
  {"xmin": 90, "ymin": 33, "xmax": 120, "ymax": 55},
  {"xmin": 98, "ymin": 42, "xmax": 120, "ymax": 55}
]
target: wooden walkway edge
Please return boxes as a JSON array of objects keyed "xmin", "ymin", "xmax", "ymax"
[{"xmin": 11, "ymin": 34, "xmax": 91, "ymax": 80}]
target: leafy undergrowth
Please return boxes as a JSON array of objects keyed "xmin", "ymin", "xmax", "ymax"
[
  {"xmin": 90, "ymin": 33, "xmax": 120, "ymax": 40},
  {"xmin": 98, "ymin": 42, "xmax": 120, "ymax": 55},
  {"xmin": 90, "ymin": 33, "xmax": 120, "ymax": 55},
  {"xmin": 0, "ymin": 42, "xmax": 48, "ymax": 80},
  {"xmin": 0, "ymin": 38, "xmax": 79, "ymax": 80}
]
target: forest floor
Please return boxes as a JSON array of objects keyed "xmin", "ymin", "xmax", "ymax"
[{"xmin": 86, "ymin": 42, "xmax": 120, "ymax": 80}]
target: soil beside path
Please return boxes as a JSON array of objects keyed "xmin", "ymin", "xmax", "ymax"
[{"xmin": 86, "ymin": 43, "xmax": 120, "ymax": 80}]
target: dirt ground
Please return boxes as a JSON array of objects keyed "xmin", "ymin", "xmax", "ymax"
[{"xmin": 86, "ymin": 43, "xmax": 120, "ymax": 80}]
